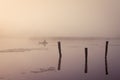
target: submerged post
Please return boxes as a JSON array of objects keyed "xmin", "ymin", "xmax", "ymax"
[
  {"xmin": 105, "ymin": 41, "xmax": 109, "ymax": 75},
  {"xmin": 105, "ymin": 41, "xmax": 109, "ymax": 57},
  {"xmin": 85, "ymin": 48, "xmax": 88, "ymax": 73},
  {"xmin": 58, "ymin": 41, "xmax": 62, "ymax": 70}
]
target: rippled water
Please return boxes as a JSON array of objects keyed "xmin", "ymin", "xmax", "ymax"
[{"xmin": 0, "ymin": 38, "xmax": 120, "ymax": 80}]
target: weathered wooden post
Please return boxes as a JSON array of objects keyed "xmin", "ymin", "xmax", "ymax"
[
  {"xmin": 85, "ymin": 48, "xmax": 88, "ymax": 73},
  {"xmin": 105, "ymin": 41, "xmax": 109, "ymax": 75},
  {"xmin": 105, "ymin": 41, "xmax": 109, "ymax": 57},
  {"xmin": 58, "ymin": 41, "xmax": 62, "ymax": 70}
]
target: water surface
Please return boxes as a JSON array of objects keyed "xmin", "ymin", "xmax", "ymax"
[{"xmin": 0, "ymin": 38, "xmax": 120, "ymax": 80}]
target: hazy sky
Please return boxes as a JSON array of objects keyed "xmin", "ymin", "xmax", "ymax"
[{"xmin": 0, "ymin": 0, "xmax": 120, "ymax": 38}]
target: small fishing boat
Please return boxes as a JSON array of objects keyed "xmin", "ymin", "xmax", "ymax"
[{"xmin": 38, "ymin": 40, "xmax": 48, "ymax": 46}]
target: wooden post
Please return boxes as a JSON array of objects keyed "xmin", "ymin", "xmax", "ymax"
[
  {"xmin": 105, "ymin": 41, "xmax": 109, "ymax": 57},
  {"xmin": 58, "ymin": 41, "xmax": 62, "ymax": 70},
  {"xmin": 85, "ymin": 48, "xmax": 88, "ymax": 73},
  {"xmin": 105, "ymin": 41, "xmax": 109, "ymax": 75}
]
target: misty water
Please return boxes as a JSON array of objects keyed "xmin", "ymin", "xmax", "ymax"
[{"xmin": 0, "ymin": 38, "xmax": 120, "ymax": 80}]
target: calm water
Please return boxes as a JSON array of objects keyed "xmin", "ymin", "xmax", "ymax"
[{"xmin": 0, "ymin": 38, "xmax": 120, "ymax": 80}]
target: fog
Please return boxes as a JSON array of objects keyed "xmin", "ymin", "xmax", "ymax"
[{"xmin": 0, "ymin": 0, "xmax": 120, "ymax": 38}]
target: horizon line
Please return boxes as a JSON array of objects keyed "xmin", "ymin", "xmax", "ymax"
[
  {"xmin": 30, "ymin": 36, "xmax": 120, "ymax": 40},
  {"xmin": 0, "ymin": 36, "xmax": 120, "ymax": 40}
]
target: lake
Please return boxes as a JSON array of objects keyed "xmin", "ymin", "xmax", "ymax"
[{"xmin": 0, "ymin": 38, "xmax": 120, "ymax": 80}]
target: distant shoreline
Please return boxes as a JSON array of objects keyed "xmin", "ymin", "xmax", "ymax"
[
  {"xmin": 0, "ymin": 36, "xmax": 120, "ymax": 40},
  {"xmin": 30, "ymin": 37, "xmax": 120, "ymax": 40}
]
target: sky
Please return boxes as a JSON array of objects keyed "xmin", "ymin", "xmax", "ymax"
[{"xmin": 0, "ymin": 0, "xmax": 120, "ymax": 38}]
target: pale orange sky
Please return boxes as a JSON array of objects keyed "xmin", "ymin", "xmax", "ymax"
[{"xmin": 0, "ymin": 0, "xmax": 120, "ymax": 38}]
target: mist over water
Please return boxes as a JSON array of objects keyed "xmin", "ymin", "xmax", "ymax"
[
  {"xmin": 0, "ymin": 0, "xmax": 120, "ymax": 80},
  {"xmin": 0, "ymin": 0, "xmax": 120, "ymax": 38},
  {"xmin": 0, "ymin": 38, "xmax": 120, "ymax": 80}
]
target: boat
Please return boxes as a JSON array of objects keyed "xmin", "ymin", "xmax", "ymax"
[{"xmin": 38, "ymin": 40, "xmax": 48, "ymax": 46}]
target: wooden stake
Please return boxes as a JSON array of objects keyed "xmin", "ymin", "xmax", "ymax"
[
  {"xmin": 105, "ymin": 41, "xmax": 109, "ymax": 75},
  {"xmin": 58, "ymin": 41, "xmax": 62, "ymax": 70},
  {"xmin": 85, "ymin": 48, "xmax": 88, "ymax": 73}
]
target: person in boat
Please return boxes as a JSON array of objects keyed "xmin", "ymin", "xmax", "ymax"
[{"xmin": 38, "ymin": 40, "xmax": 48, "ymax": 46}]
